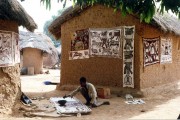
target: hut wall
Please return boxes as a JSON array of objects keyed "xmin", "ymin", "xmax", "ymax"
[
  {"xmin": 23, "ymin": 48, "xmax": 43, "ymax": 74},
  {"xmin": 59, "ymin": 5, "xmax": 142, "ymax": 90},
  {"xmin": 43, "ymin": 52, "xmax": 58, "ymax": 68},
  {"xmin": 0, "ymin": 20, "xmax": 21, "ymax": 114},
  {"xmin": 139, "ymin": 24, "xmax": 180, "ymax": 89},
  {"xmin": 43, "ymin": 54, "xmax": 54, "ymax": 68}
]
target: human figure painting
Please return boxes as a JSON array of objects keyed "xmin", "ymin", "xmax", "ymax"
[
  {"xmin": 71, "ymin": 29, "xmax": 89, "ymax": 51},
  {"xmin": 123, "ymin": 26, "xmax": 135, "ymax": 88},
  {"xmin": 160, "ymin": 38, "xmax": 172, "ymax": 64},
  {"xmin": 143, "ymin": 37, "xmax": 160, "ymax": 66}
]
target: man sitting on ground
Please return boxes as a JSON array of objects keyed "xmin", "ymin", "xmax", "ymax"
[{"xmin": 63, "ymin": 77, "xmax": 110, "ymax": 107}]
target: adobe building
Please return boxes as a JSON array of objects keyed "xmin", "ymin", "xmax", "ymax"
[
  {"xmin": 19, "ymin": 31, "xmax": 58, "ymax": 74},
  {"xmin": 0, "ymin": 0, "xmax": 37, "ymax": 114},
  {"xmin": 49, "ymin": 4, "xmax": 180, "ymax": 95}
]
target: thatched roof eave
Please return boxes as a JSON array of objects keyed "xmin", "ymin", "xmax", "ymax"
[
  {"xmin": 0, "ymin": 0, "xmax": 37, "ymax": 32},
  {"xmin": 48, "ymin": 4, "xmax": 180, "ymax": 39},
  {"xmin": 152, "ymin": 13, "xmax": 180, "ymax": 36},
  {"xmin": 48, "ymin": 4, "xmax": 90, "ymax": 39},
  {"xmin": 19, "ymin": 31, "xmax": 58, "ymax": 55}
]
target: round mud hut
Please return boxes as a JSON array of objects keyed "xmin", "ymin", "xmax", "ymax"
[
  {"xmin": 19, "ymin": 31, "xmax": 58, "ymax": 74},
  {"xmin": 39, "ymin": 33, "xmax": 60, "ymax": 69},
  {"xmin": 49, "ymin": 4, "xmax": 180, "ymax": 95},
  {"xmin": 0, "ymin": 0, "xmax": 37, "ymax": 114}
]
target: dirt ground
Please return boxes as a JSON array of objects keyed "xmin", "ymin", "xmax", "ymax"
[{"xmin": 2, "ymin": 69, "xmax": 180, "ymax": 120}]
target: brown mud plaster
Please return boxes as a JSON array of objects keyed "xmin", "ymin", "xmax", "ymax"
[{"xmin": 0, "ymin": 64, "xmax": 21, "ymax": 114}]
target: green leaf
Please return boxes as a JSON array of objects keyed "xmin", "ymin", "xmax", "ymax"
[
  {"xmin": 114, "ymin": 8, "xmax": 117, "ymax": 12},
  {"xmin": 160, "ymin": 3, "xmax": 164, "ymax": 14},
  {"xmin": 145, "ymin": 9, "xmax": 152, "ymax": 23},
  {"xmin": 39, "ymin": 0, "xmax": 180, "ymax": 20},
  {"xmin": 126, "ymin": 7, "xmax": 133, "ymax": 14},
  {"xmin": 121, "ymin": 3, "xmax": 126, "ymax": 17},
  {"xmin": 44, "ymin": 0, "xmax": 51, "ymax": 10},
  {"xmin": 63, "ymin": 0, "xmax": 67, "ymax": 8},
  {"xmin": 140, "ymin": 13, "xmax": 145, "ymax": 22},
  {"xmin": 73, "ymin": 0, "xmax": 76, "ymax": 7}
]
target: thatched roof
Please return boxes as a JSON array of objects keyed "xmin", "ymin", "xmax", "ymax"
[
  {"xmin": 38, "ymin": 33, "xmax": 59, "ymax": 68},
  {"xmin": 153, "ymin": 13, "xmax": 180, "ymax": 35},
  {"xmin": 48, "ymin": 4, "xmax": 180, "ymax": 39},
  {"xmin": 56, "ymin": 45, "xmax": 61, "ymax": 55},
  {"xmin": 19, "ymin": 31, "xmax": 58, "ymax": 55},
  {"xmin": 37, "ymin": 33, "xmax": 59, "ymax": 55},
  {"xmin": 48, "ymin": 4, "xmax": 89, "ymax": 39},
  {"xmin": 0, "ymin": 0, "xmax": 37, "ymax": 32}
]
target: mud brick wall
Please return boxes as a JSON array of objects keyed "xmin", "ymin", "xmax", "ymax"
[
  {"xmin": 58, "ymin": 4, "xmax": 180, "ymax": 91},
  {"xmin": 0, "ymin": 20, "xmax": 21, "ymax": 114},
  {"xmin": 23, "ymin": 48, "xmax": 43, "ymax": 74},
  {"xmin": 139, "ymin": 24, "xmax": 180, "ymax": 89},
  {"xmin": 59, "ymin": 5, "xmax": 141, "ymax": 90}
]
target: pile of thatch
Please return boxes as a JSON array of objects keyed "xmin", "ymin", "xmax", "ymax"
[
  {"xmin": 0, "ymin": 0, "xmax": 37, "ymax": 32},
  {"xmin": 48, "ymin": 4, "xmax": 180, "ymax": 39}
]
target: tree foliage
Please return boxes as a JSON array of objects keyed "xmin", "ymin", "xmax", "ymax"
[
  {"xmin": 43, "ymin": 9, "xmax": 65, "ymax": 47},
  {"xmin": 39, "ymin": 0, "xmax": 180, "ymax": 23}
]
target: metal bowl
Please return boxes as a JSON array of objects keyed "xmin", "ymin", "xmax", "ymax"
[{"xmin": 58, "ymin": 100, "xmax": 67, "ymax": 106}]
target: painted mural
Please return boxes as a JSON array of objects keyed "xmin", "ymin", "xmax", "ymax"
[
  {"xmin": 160, "ymin": 38, "xmax": 172, "ymax": 64},
  {"xmin": 69, "ymin": 50, "xmax": 89, "ymax": 60},
  {"xmin": 13, "ymin": 32, "xmax": 20, "ymax": 64},
  {"xmin": 89, "ymin": 28, "xmax": 122, "ymax": 58},
  {"xmin": 123, "ymin": 26, "xmax": 135, "ymax": 88},
  {"xmin": 70, "ymin": 29, "xmax": 89, "ymax": 60},
  {"xmin": 71, "ymin": 29, "xmax": 89, "ymax": 51},
  {"xmin": 143, "ymin": 37, "xmax": 160, "ymax": 66},
  {"xmin": 0, "ymin": 30, "xmax": 20, "ymax": 67}
]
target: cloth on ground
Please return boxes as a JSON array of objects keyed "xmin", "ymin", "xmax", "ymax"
[
  {"xmin": 125, "ymin": 99, "xmax": 145, "ymax": 104},
  {"xmin": 50, "ymin": 97, "xmax": 92, "ymax": 114}
]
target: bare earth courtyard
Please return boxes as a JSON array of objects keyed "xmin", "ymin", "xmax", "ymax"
[{"xmin": 1, "ymin": 69, "xmax": 180, "ymax": 120}]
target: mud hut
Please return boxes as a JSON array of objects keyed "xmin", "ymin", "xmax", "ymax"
[
  {"xmin": 49, "ymin": 4, "xmax": 180, "ymax": 95},
  {"xmin": 19, "ymin": 31, "xmax": 58, "ymax": 74},
  {"xmin": 0, "ymin": 0, "xmax": 37, "ymax": 114},
  {"xmin": 39, "ymin": 33, "xmax": 60, "ymax": 69}
]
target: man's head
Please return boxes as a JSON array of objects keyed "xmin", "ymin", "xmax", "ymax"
[{"xmin": 80, "ymin": 77, "xmax": 86, "ymax": 87}]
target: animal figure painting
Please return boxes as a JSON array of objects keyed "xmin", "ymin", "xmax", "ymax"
[
  {"xmin": 89, "ymin": 28, "xmax": 122, "ymax": 58},
  {"xmin": 143, "ymin": 37, "xmax": 160, "ymax": 66},
  {"xmin": 123, "ymin": 26, "xmax": 135, "ymax": 88},
  {"xmin": 69, "ymin": 50, "xmax": 89, "ymax": 60},
  {"xmin": 160, "ymin": 38, "xmax": 172, "ymax": 64}
]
